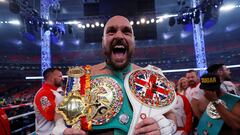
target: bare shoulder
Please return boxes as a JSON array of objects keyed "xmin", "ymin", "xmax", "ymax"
[
  {"xmin": 91, "ymin": 62, "xmax": 105, "ymax": 70},
  {"xmin": 91, "ymin": 62, "xmax": 113, "ymax": 76},
  {"xmin": 91, "ymin": 62, "xmax": 105, "ymax": 76}
]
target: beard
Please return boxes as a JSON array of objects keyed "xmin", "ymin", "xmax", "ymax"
[
  {"xmin": 106, "ymin": 54, "xmax": 132, "ymax": 71},
  {"xmin": 54, "ymin": 80, "xmax": 62, "ymax": 88},
  {"xmin": 104, "ymin": 39, "xmax": 133, "ymax": 71},
  {"xmin": 188, "ymin": 80, "xmax": 196, "ymax": 87}
]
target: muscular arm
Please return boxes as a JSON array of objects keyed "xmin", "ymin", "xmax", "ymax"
[
  {"xmin": 191, "ymin": 98, "xmax": 202, "ymax": 119},
  {"xmin": 215, "ymin": 102, "xmax": 240, "ymax": 129}
]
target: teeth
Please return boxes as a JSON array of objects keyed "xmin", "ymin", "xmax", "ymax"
[{"xmin": 114, "ymin": 45, "xmax": 125, "ymax": 49}]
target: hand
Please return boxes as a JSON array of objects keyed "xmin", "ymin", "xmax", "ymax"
[
  {"xmin": 134, "ymin": 117, "xmax": 160, "ymax": 135},
  {"xmin": 204, "ymin": 90, "xmax": 218, "ymax": 102},
  {"xmin": 63, "ymin": 128, "xmax": 87, "ymax": 135},
  {"xmin": 181, "ymin": 131, "xmax": 188, "ymax": 135}
]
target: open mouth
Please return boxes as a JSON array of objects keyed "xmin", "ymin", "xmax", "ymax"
[{"xmin": 112, "ymin": 45, "xmax": 127, "ymax": 55}]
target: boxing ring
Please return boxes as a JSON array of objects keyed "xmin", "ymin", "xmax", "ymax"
[{"xmin": 0, "ymin": 103, "xmax": 35, "ymax": 135}]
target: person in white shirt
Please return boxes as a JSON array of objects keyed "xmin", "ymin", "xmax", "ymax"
[
  {"xmin": 185, "ymin": 70, "xmax": 205, "ymax": 133},
  {"xmin": 34, "ymin": 68, "xmax": 86, "ymax": 135},
  {"xmin": 207, "ymin": 64, "xmax": 239, "ymax": 96}
]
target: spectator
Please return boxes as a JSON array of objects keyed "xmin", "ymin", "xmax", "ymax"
[
  {"xmin": 197, "ymin": 73, "xmax": 240, "ymax": 135},
  {"xmin": 34, "ymin": 68, "xmax": 85, "ymax": 135},
  {"xmin": 177, "ymin": 77, "xmax": 189, "ymax": 96},
  {"xmin": 207, "ymin": 63, "xmax": 240, "ymax": 96}
]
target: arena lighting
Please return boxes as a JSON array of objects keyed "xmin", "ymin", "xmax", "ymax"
[
  {"xmin": 140, "ymin": 18, "xmax": 146, "ymax": 24},
  {"xmin": 8, "ymin": 20, "xmax": 21, "ymax": 25},
  {"xmin": 162, "ymin": 67, "xmax": 207, "ymax": 73},
  {"xmin": 77, "ymin": 23, "xmax": 82, "ymax": 28},
  {"xmin": 26, "ymin": 75, "xmax": 67, "ymax": 80},
  {"xmin": 24, "ymin": 64, "xmax": 240, "ymax": 80},
  {"xmin": 3, "ymin": 4, "xmax": 240, "ymax": 30},
  {"xmin": 48, "ymin": 20, "xmax": 54, "ymax": 25},
  {"xmin": 86, "ymin": 23, "xmax": 90, "ymax": 28},
  {"xmin": 150, "ymin": 18, "xmax": 155, "ymax": 23},
  {"xmin": 136, "ymin": 21, "xmax": 140, "ymax": 25},
  {"xmin": 130, "ymin": 21, "xmax": 134, "ymax": 25},
  {"xmin": 64, "ymin": 20, "xmax": 81, "ymax": 25},
  {"xmin": 95, "ymin": 22, "xmax": 99, "ymax": 27},
  {"xmin": 220, "ymin": 4, "xmax": 236, "ymax": 11},
  {"xmin": 0, "ymin": 0, "xmax": 7, "ymax": 2},
  {"xmin": 157, "ymin": 14, "xmax": 178, "ymax": 19}
]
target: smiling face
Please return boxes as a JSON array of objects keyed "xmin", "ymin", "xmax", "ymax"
[
  {"xmin": 102, "ymin": 16, "xmax": 135, "ymax": 70},
  {"xmin": 186, "ymin": 71, "xmax": 199, "ymax": 87}
]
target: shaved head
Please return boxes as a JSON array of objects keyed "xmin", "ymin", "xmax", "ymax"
[{"xmin": 102, "ymin": 15, "xmax": 135, "ymax": 70}]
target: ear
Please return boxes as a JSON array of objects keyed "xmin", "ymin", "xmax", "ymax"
[{"xmin": 217, "ymin": 69, "xmax": 223, "ymax": 75}]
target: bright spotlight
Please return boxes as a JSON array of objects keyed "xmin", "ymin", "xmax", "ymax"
[
  {"xmin": 95, "ymin": 22, "xmax": 100, "ymax": 27},
  {"xmin": 150, "ymin": 18, "xmax": 155, "ymax": 23},
  {"xmin": 220, "ymin": 4, "xmax": 236, "ymax": 11},
  {"xmin": 8, "ymin": 20, "xmax": 20, "ymax": 25},
  {"xmin": 130, "ymin": 21, "xmax": 134, "ymax": 25},
  {"xmin": 48, "ymin": 20, "xmax": 53, "ymax": 25},
  {"xmin": 86, "ymin": 23, "xmax": 90, "ymax": 28},
  {"xmin": 140, "ymin": 18, "xmax": 146, "ymax": 24}
]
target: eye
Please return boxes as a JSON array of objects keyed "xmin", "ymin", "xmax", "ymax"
[
  {"xmin": 122, "ymin": 27, "xmax": 132, "ymax": 35},
  {"xmin": 106, "ymin": 27, "xmax": 116, "ymax": 35}
]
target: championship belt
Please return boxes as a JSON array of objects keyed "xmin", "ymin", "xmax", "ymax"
[
  {"xmin": 124, "ymin": 65, "xmax": 177, "ymax": 135},
  {"xmin": 56, "ymin": 65, "xmax": 92, "ymax": 130},
  {"xmin": 206, "ymin": 100, "xmax": 227, "ymax": 119},
  {"xmin": 91, "ymin": 75, "xmax": 132, "ymax": 133},
  {"xmin": 57, "ymin": 66, "xmax": 131, "ymax": 132},
  {"xmin": 197, "ymin": 93, "xmax": 240, "ymax": 135},
  {"xmin": 91, "ymin": 75, "xmax": 123, "ymax": 125}
]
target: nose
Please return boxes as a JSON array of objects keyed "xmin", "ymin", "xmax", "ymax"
[{"xmin": 114, "ymin": 30, "xmax": 124, "ymax": 39}]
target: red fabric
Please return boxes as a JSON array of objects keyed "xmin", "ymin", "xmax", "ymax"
[
  {"xmin": 0, "ymin": 109, "xmax": 10, "ymax": 135},
  {"xmin": 34, "ymin": 83, "xmax": 57, "ymax": 121},
  {"xmin": 80, "ymin": 75, "xmax": 86, "ymax": 95},
  {"xmin": 177, "ymin": 93, "xmax": 193, "ymax": 134},
  {"xmin": 80, "ymin": 116, "xmax": 91, "ymax": 130}
]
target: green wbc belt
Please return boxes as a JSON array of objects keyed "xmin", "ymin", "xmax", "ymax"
[{"xmin": 91, "ymin": 75, "xmax": 132, "ymax": 133}]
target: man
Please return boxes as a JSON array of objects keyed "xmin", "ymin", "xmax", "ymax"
[
  {"xmin": 90, "ymin": 15, "xmax": 177, "ymax": 135},
  {"xmin": 185, "ymin": 70, "xmax": 201, "ymax": 103},
  {"xmin": 197, "ymin": 73, "xmax": 240, "ymax": 135},
  {"xmin": 34, "ymin": 68, "xmax": 85, "ymax": 135},
  {"xmin": 207, "ymin": 64, "xmax": 239, "ymax": 96},
  {"xmin": 185, "ymin": 70, "xmax": 205, "ymax": 119}
]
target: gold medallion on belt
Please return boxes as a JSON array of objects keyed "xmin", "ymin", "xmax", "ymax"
[{"xmin": 57, "ymin": 66, "xmax": 123, "ymax": 130}]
